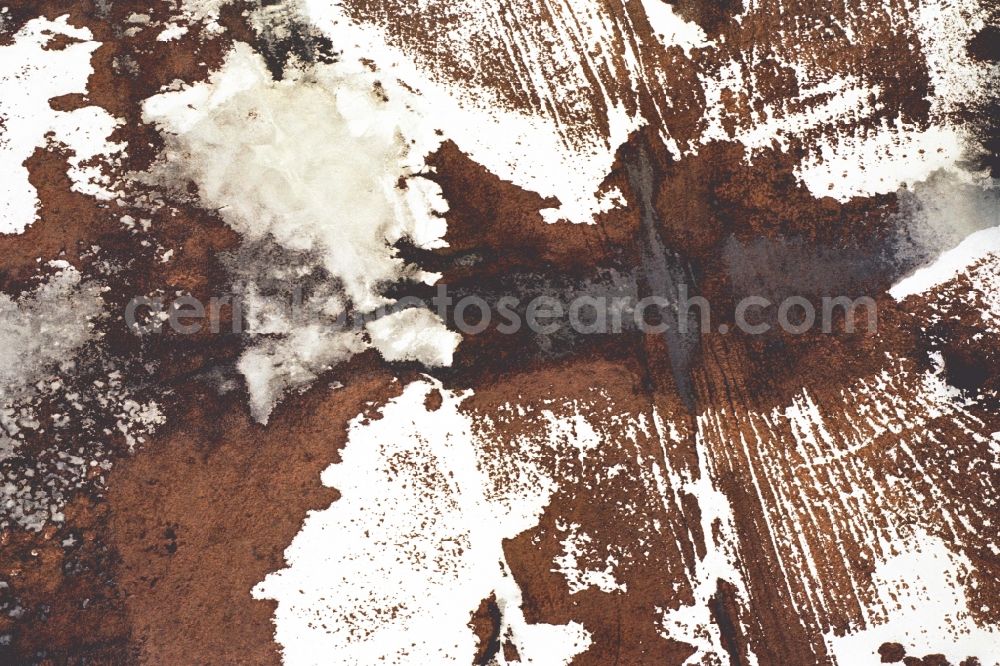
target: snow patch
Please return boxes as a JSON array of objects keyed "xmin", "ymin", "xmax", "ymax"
[
  {"xmin": 142, "ymin": 41, "xmax": 457, "ymax": 422},
  {"xmin": 366, "ymin": 308, "xmax": 461, "ymax": 366},
  {"xmin": 825, "ymin": 529, "xmax": 1000, "ymax": 665},
  {"xmin": 639, "ymin": 0, "xmax": 710, "ymax": 56},
  {"xmin": 252, "ymin": 379, "xmax": 593, "ymax": 664},
  {"xmin": 303, "ymin": 0, "xmax": 642, "ymax": 224},
  {"xmin": 0, "ymin": 16, "xmax": 123, "ymax": 234},
  {"xmin": 796, "ymin": 124, "xmax": 967, "ymax": 202},
  {"xmin": 890, "ymin": 226, "xmax": 1000, "ymax": 300}
]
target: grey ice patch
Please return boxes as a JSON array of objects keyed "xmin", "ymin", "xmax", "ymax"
[
  {"xmin": 0, "ymin": 264, "xmax": 106, "ymax": 403},
  {"xmin": 887, "ymin": 170, "xmax": 1000, "ymax": 285}
]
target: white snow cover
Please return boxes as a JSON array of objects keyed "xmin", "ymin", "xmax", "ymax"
[
  {"xmin": 660, "ymin": 407, "xmax": 756, "ymax": 666},
  {"xmin": 638, "ymin": 0, "xmax": 709, "ymax": 56},
  {"xmin": 697, "ymin": 0, "xmax": 996, "ymax": 201},
  {"xmin": 886, "ymin": 172, "xmax": 1000, "ymax": 300},
  {"xmin": 296, "ymin": 0, "xmax": 998, "ymax": 224},
  {"xmin": 799, "ymin": 0, "xmax": 997, "ymax": 201},
  {"xmin": 914, "ymin": 0, "xmax": 993, "ymax": 119},
  {"xmin": 141, "ymin": 43, "xmax": 447, "ymax": 313},
  {"xmin": 0, "ymin": 15, "xmax": 122, "ymax": 234},
  {"xmin": 890, "ymin": 226, "xmax": 1000, "ymax": 300},
  {"xmin": 303, "ymin": 0, "xmax": 643, "ymax": 224},
  {"xmin": 252, "ymin": 379, "xmax": 593, "ymax": 665},
  {"xmin": 825, "ymin": 529, "xmax": 1000, "ymax": 665},
  {"xmin": 795, "ymin": 124, "xmax": 969, "ymax": 202},
  {"xmin": 142, "ymin": 42, "xmax": 459, "ymax": 422},
  {"xmin": 365, "ymin": 308, "xmax": 461, "ymax": 366}
]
